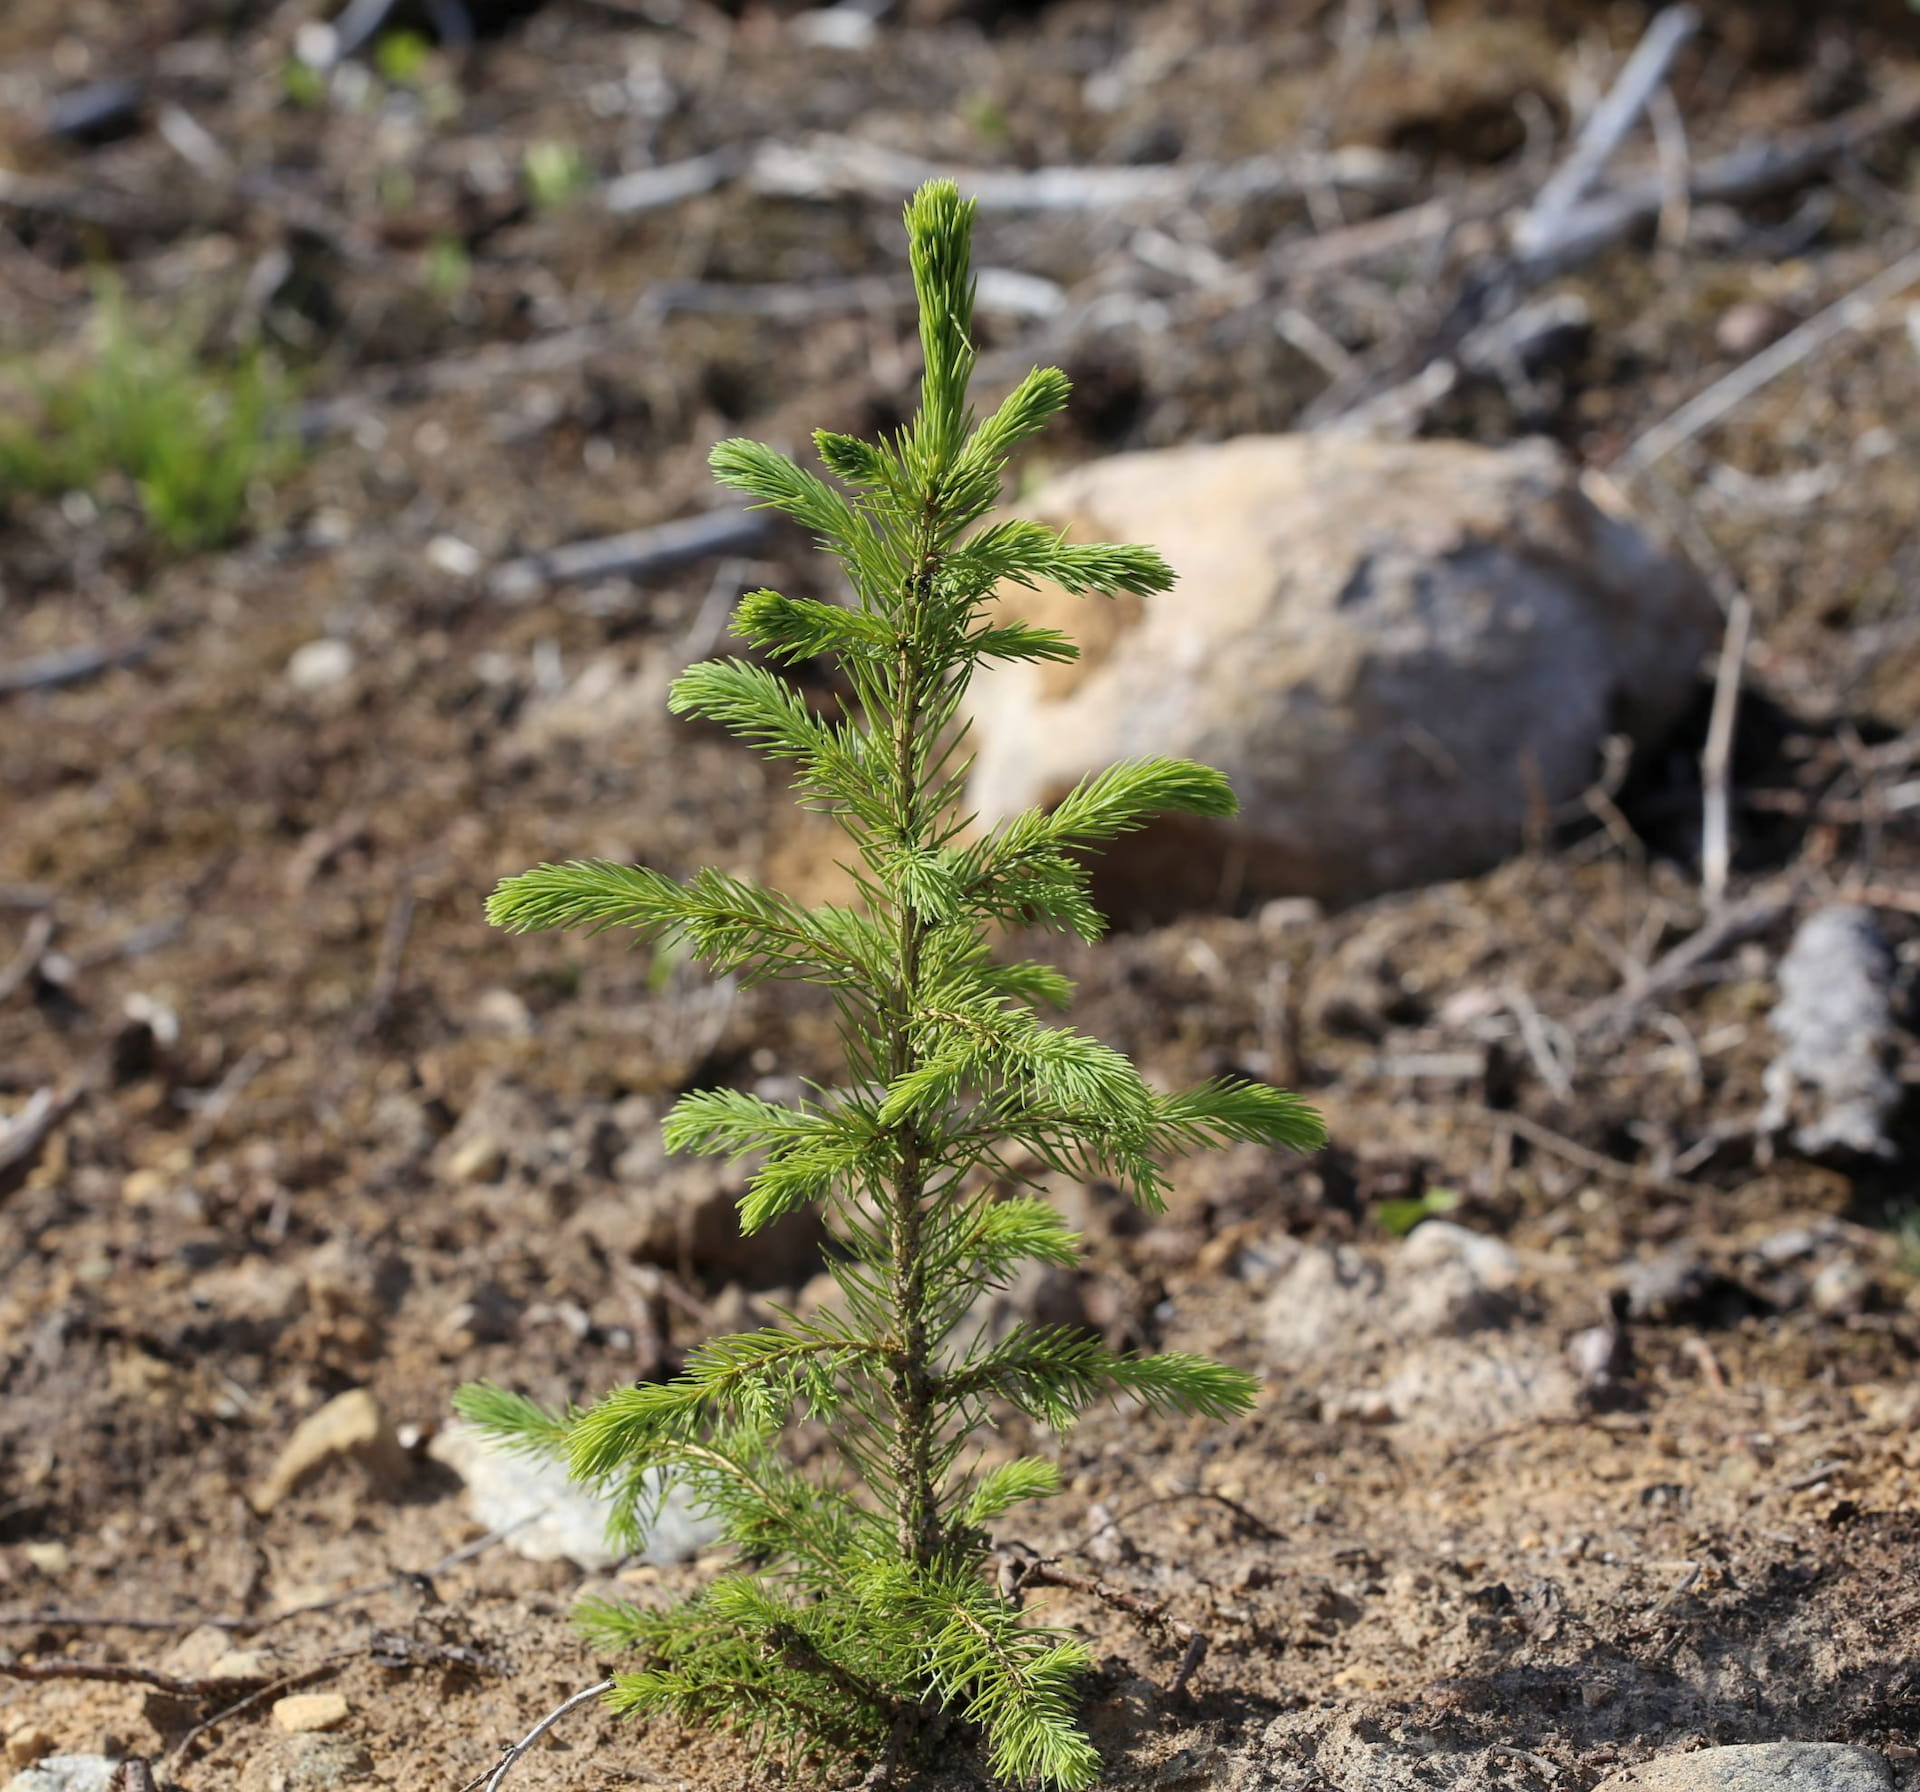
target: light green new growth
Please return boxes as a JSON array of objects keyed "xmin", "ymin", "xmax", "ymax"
[
  {"xmin": 0, "ymin": 279, "xmax": 296, "ymax": 552},
  {"xmin": 459, "ymin": 181, "xmax": 1324, "ymax": 1790}
]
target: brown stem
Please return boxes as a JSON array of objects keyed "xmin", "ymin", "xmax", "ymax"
[{"xmin": 884, "ymin": 545, "xmax": 941, "ymax": 1570}]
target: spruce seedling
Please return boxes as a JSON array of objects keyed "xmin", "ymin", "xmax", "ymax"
[{"xmin": 459, "ymin": 180, "xmax": 1324, "ymax": 1790}]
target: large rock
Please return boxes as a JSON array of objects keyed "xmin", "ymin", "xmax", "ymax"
[
  {"xmin": 963, "ymin": 436, "xmax": 1718, "ymax": 912},
  {"xmin": 1592, "ymin": 1743, "xmax": 1892, "ymax": 1792}
]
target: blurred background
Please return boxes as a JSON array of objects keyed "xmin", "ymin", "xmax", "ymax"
[{"xmin": 4, "ymin": 3, "xmax": 1920, "ymax": 1789}]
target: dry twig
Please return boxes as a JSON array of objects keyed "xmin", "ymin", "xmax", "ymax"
[
  {"xmin": 0, "ymin": 637, "xmax": 156, "ymax": 697},
  {"xmin": 460, "ymin": 1679, "xmax": 616, "ymax": 1792},
  {"xmin": 489, "ymin": 508, "xmax": 768, "ymax": 603},
  {"xmin": 1575, "ymin": 886, "xmax": 1794, "ymax": 1042},
  {"xmin": 0, "ymin": 1658, "xmax": 260, "ymax": 1698},
  {"xmin": 1699, "ymin": 593, "xmax": 1754, "ymax": 909},
  {"xmin": 1621, "ymin": 241, "xmax": 1920, "ymax": 473},
  {"xmin": 1470, "ymin": 1107, "xmax": 1689, "ymax": 1196},
  {"xmin": 1514, "ymin": 5, "xmax": 1701, "ymax": 262},
  {"xmin": 0, "ymin": 1086, "xmax": 84, "ymax": 1201},
  {"xmin": 0, "ymin": 911, "xmax": 54, "ymax": 1004},
  {"xmin": 165, "ymin": 1652, "xmax": 357, "ymax": 1766}
]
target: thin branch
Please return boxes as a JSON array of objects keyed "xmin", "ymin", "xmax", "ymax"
[
  {"xmin": 0, "ymin": 1085, "xmax": 84, "ymax": 1201},
  {"xmin": 459, "ymin": 1679, "xmax": 615, "ymax": 1792},
  {"xmin": 1514, "ymin": 5, "xmax": 1701, "ymax": 261},
  {"xmin": 1699, "ymin": 593, "xmax": 1753, "ymax": 910},
  {"xmin": 1620, "ymin": 241, "xmax": 1920, "ymax": 474},
  {"xmin": 164, "ymin": 1651, "xmax": 357, "ymax": 1766},
  {"xmin": 0, "ymin": 911, "xmax": 54, "ymax": 1004},
  {"xmin": 1575, "ymin": 885, "xmax": 1795, "ymax": 1042},
  {"xmin": 488, "ymin": 508, "xmax": 768, "ymax": 603},
  {"xmin": 0, "ymin": 636, "xmax": 155, "ymax": 697},
  {"xmin": 0, "ymin": 1658, "xmax": 255, "ymax": 1697},
  {"xmin": 1469, "ymin": 1107, "xmax": 1689, "ymax": 1196}
]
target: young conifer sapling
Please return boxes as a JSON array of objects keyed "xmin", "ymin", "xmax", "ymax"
[{"xmin": 458, "ymin": 180, "xmax": 1324, "ymax": 1790}]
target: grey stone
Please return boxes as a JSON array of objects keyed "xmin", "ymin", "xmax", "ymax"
[
  {"xmin": 1623, "ymin": 1246, "xmax": 1714, "ymax": 1323},
  {"xmin": 1592, "ymin": 1742, "xmax": 1893, "ymax": 1792},
  {"xmin": 285, "ymin": 638, "xmax": 355, "ymax": 692},
  {"xmin": 239, "ymin": 1735, "xmax": 374, "ymax": 1792},
  {"xmin": 1377, "ymin": 1337, "xmax": 1579, "ymax": 1439},
  {"xmin": 1761, "ymin": 906, "xmax": 1902, "ymax": 1159},
  {"xmin": 429, "ymin": 1422, "xmax": 718, "ymax": 1570},
  {"xmin": 963, "ymin": 435, "xmax": 1718, "ymax": 910},
  {"xmin": 1262, "ymin": 1225, "xmax": 1519, "ymax": 1363},
  {"xmin": 4, "ymin": 1759, "xmax": 119, "ymax": 1792}
]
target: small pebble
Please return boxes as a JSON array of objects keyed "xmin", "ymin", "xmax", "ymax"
[
  {"xmin": 20, "ymin": 1542, "xmax": 70, "ymax": 1577},
  {"xmin": 285, "ymin": 639, "xmax": 355, "ymax": 692},
  {"xmin": 1715, "ymin": 299, "xmax": 1793, "ymax": 359},
  {"xmin": 1592, "ymin": 1740, "xmax": 1891, "ymax": 1792},
  {"xmin": 271, "ymin": 1695, "xmax": 350, "ymax": 1736},
  {"xmin": 249, "ymin": 1389, "xmax": 410, "ymax": 1515}
]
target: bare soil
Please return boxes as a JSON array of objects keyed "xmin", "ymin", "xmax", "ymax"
[{"xmin": 3, "ymin": 3, "xmax": 1920, "ymax": 1790}]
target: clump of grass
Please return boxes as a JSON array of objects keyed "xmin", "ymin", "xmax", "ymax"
[{"xmin": 0, "ymin": 281, "xmax": 299, "ymax": 553}]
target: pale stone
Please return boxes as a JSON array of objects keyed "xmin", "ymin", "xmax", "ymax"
[
  {"xmin": 1592, "ymin": 1742, "xmax": 1892, "ymax": 1792},
  {"xmin": 271, "ymin": 1694, "xmax": 350, "ymax": 1736},
  {"xmin": 249, "ymin": 1389, "xmax": 410, "ymax": 1514},
  {"xmin": 964, "ymin": 435, "xmax": 1718, "ymax": 911},
  {"xmin": 430, "ymin": 1422, "xmax": 718, "ymax": 1571},
  {"xmin": 2, "ymin": 1759, "xmax": 118, "ymax": 1792},
  {"xmin": 285, "ymin": 639, "xmax": 354, "ymax": 692},
  {"xmin": 19, "ymin": 1542, "xmax": 69, "ymax": 1576}
]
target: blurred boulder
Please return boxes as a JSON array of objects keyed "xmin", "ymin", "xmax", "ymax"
[
  {"xmin": 1760, "ymin": 904, "xmax": 1902, "ymax": 1159},
  {"xmin": 963, "ymin": 436, "xmax": 1718, "ymax": 915}
]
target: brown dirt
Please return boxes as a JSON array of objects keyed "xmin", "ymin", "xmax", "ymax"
[{"xmin": 3, "ymin": 3, "xmax": 1920, "ymax": 1790}]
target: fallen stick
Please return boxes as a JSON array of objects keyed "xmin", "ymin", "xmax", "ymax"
[
  {"xmin": 746, "ymin": 133, "xmax": 1411, "ymax": 212},
  {"xmin": 1698, "ymin": 592, "xmax": 1753, "ymax": 910},
  {"xmin": 1470, "ymin": 1107, "xmax": 1687, "ymax": 1195},
  {"xmin": 1621, "ymin": 240, "xmax": 1920, "ymax": 473},
  {"xmin": 460, "ymin": 1679, "xmax": 616, "ymax": 1792},
  {"xmin": 489, "ymin": 508, "xmax": 769, "ymax": 602},
  {"xmin": 1524, "ymin": 86, "xmax": 1920, "ymax": 273},
  {"xmin": 1317, "ymin": 87, "xmax": 1920, "ymax": 427},
  {"xmin": 353, "ymin": 884, "xmax": 416, "ymax": 1041},
  {"xmin": 0, "ymin": 1658, "xmax": 261, "ymax": 1698},
  {"xmin": 1514, "ymin": 5, "xmax": 1701, "ymax": 261},
  {"xmin": 0, "ymin": 1514, "xmax": 543, "ymax": 1638},
  {"xmin": 0, "ymin": 1085, "xmax": 83, "ymax": 1201},
  {"xmin": 0, "ymin": 169, "xmax": 147, "ymax": 228},
  {"xmin": 605, "ymin": 134, "xmax": 1411, "ymax": 221},
  {"xmin": 0, "ymin": 637, "xmax": 155, "ymax": 697},
  {"xmin": 1574, "ymin": 886, "xmax": 1794, "ymax": 1042},
  {"xmin": 604, "ymin": 145, "xmax": 747, "ymax": 215}
]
